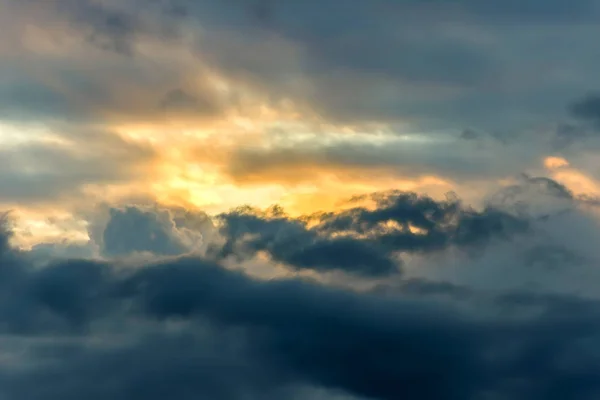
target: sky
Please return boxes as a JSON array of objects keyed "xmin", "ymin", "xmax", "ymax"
[{"xmin": 4, "ymin": 0, "xmax": 600, "ymax": 399}]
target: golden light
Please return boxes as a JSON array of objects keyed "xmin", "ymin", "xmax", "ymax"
[{"xmin": 544, "ymin": 156, "xmax": 570, "ymax": 170}]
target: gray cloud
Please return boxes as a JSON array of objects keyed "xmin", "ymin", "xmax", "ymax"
[
  {"xmin": 569, "ymin": 93, "xmax": 600, "ymax": 128},
  {"xmin": 163, "ymin": 0, "xmax": 600, "ymax": 131},
  {"xmin": 95, "ymin": 206, "xmax": 207, "ymax": 257},
  {"xmin": 0, "ymin": 78, "xmax": 76, "ymax": 121},
  {"xmin": 64, "ymin": 0, "xmax": 141, "ymax": 55},
  {"xmin": 0, "ymin": 65, "xmax": 227, "ymax": 124},
  {"xmin": 214, "ymin": 208, "xmax": 399, "ymax": 277},
  {"xmin": 2, "ymin": 217, "xmax": 600, "ymax": 399},
  {"xmin": 213, "ymin": 191, "xmax": 528, "ymax": 277},
  {"xmin": 2, "ymin": 177, "xmax": 600, "ymax": 399},
  {"xmin": 29, "ymin": 241, "xmax": 99, "ymax": 262},
  {"xmin": 0, "ymin": 1, "xmax": 226, "ymax": 124},
  {"xmin": 0, "ymin": 129, "xmax": 156, "ymax": 204},
  {"xmin": 5, "ymin": 2, "xmax": 600, "ymax": 396},
  {"xmin": 158, "ymin": 87, "xmax": 224, "ymax": 116},
  {"xmin": 14, "ymin": 0, "xmax": 170, "ymax": 56},
  {"xmin": 228, "ymin": 135, "xmax": 544, "ymax": 183},
  {"xmin": 5, "ymin": 0, "xmax": 600, "ymax": 135}
]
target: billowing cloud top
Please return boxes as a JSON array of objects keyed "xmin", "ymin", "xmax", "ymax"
[{"xmin": 4, "ymin": 0, "xmax": 600, "ymax": 399}]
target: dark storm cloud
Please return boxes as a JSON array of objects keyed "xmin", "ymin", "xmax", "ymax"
[
  {"xmin": 214, "ymin": 207, "xmax": 398, "ymax": 277},
  {"xmin": 0, "ymin": 331, "xmax": 296, "ymax": 400},
  {"xmin": 316, "ymin": 191, "xmax": 529, "ymax": 249},
  {"xmin": 213, "ymin": 191, "xmax": 528, "ymax": 277},
  {"xmin": 4, "ymin": 217, "xmax": 600, "ymax": 399}
]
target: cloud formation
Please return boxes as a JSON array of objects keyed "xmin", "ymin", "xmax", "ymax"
[
  {"xmin": 214, "ymin": 191, "xmax": 527, "ymax": 277},
  {"xmin": 3, "ymin": 186, "xmax": 600, "ymax": 400},
  {"xmin": 5, "ymin": 0, "xmax": 600, "ymax": 225},
  {"xmin": 5, "ymin": 2, "xmax": 600, "ymax": 398}
]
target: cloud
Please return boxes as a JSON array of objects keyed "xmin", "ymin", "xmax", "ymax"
[
  {"xmin": 213, "ymin": 207, "xmax": 398, "ymax": 277},
  {"xmin": 151, "ymin": 0, "xmax": 600, "ymax": 131},
  {"xmin": 93, "ymin": 206, "xmax": 208, "ymax": 257},
  {"xmin": 8, "ymin": 0, "xmax": 171, "ymax": 57},
  {"xmin": 3, "ymin": 208, "xmax": 600, "ymax": 399},
  {"xmin": 29, "ymin": 241, "xmax": 99, "ymax": 261},
  {"xmin": 0, "ymin": 78, "xmax": 74, "ymax": 121},
  {"xmin": 4, "ymin": 0, "xmax": 600, "ymax": 134},
  {"xmin": 226, "ymin": 131, "xmax": 549, "ymax": 187},
  {"xmin": 213, "ymin": 191, "xmax": 528, "ymax": 277},
  {"xmin": 0, "ymin": 1, "xmax": 229, "ymax": 125},
  {"xmin": 7, "ymin": 3, "xmax": 600, "ymax": 396},
  {"xmin": 6, "ymin": 0, "xmax": 600, "ymax": 228},
  {"xmin": 569, "ymin": 93, "xmax": 600, "ymax": 128},
  {"xmin": 0, "ymin": 126, "xmax": 157, "ymax": 205},
  {"xmin": 69, "ymin": 0, "xmax": 143, "ymax": 55},
  {"xmin": 158, "ymin": 88, "xmax": 222, "ymax": 115}
]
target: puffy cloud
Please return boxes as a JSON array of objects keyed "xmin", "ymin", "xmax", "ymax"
[
  {"xmin": 3, "ymin": 203, "xmax": 600, "ymax": 399},
  {"xmin": 214, "ymin": 207, "xmax": 398, "ymax": 277},
  {"xmin": 212, "ymin": 191, "xmax": 527, "ymax": 277},
  {"xmin": 89, "ymin": 205, "xmax": 213, "ymax": 257},
  {"xmin": 101, "ymin": 207, "xmax": 193, "ymax": 257}
]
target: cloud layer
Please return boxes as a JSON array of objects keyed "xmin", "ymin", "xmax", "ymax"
[
  {"xmin": 4, "ymin": 0, "xmax": 600, "ymax": 224},
  {"xmin": 2, "ymin": 175, "xmax": 600, "ymax": 398},
  {"xmin": 5, "ymin": 1, "xmax": 600, "ymax": 399},
  {"xmin": 3, "ymin": 178, "xmax": 600, "ymax": 399}
]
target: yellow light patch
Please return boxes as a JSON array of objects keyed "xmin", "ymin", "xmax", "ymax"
[{"xmin": 544, "ymin": 156, "xmax": 570, "ymax": 170}]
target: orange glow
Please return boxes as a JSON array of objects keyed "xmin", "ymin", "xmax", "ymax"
[
  {"xmin": 544, "ymin": 156, "xmax": 570, "ymax": 170},
  {"xmin": 552, "ymin": 169, "xmax": 600, "ymax": 197}
]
